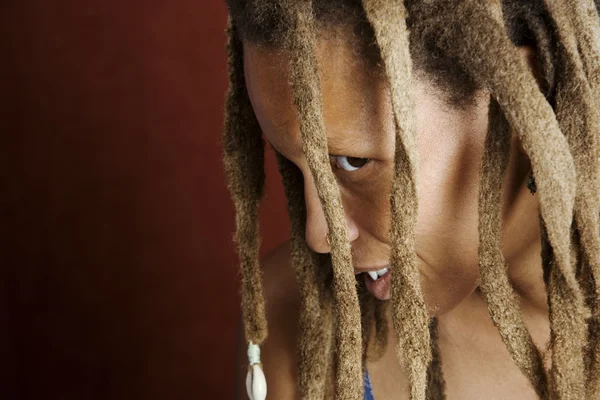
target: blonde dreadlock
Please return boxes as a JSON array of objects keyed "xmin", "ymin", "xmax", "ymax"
[
  {"xmin": 277, "ymin": 152, "xmax": 335, "ymax": 399},
  {"xmin": 224, "ymin": 0, "xmax": 600, "ymax": 398},
  {"xmin": 361, "ymin": 2, "xmax": 431, "ymax": 399},
  {"xmin": 544, "ymin": 1, "xmax": 600, "ymax": 395},
  {"xmin": 408, "ymin": 1, "xmax": 594, "ymax": 398},
  {"xmin": 223, "ymin": 19, "xmax": 267, "ymax": 350},
  {"xmin": 478, "ymin": 98, "xmax": 548, "ymax": 398},
  {"xmin": 280, "ymin": 3, "xmax": 364, "ymax": 398}
]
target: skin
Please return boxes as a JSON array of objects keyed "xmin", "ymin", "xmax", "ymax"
[{"xmin": 236, "ymin": 28, "xmax": 551, "ymax": 400}]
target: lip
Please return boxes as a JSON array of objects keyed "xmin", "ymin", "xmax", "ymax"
[{"xmin": 364, "ymin": 270, "xmax": 391, "ymax": 300}]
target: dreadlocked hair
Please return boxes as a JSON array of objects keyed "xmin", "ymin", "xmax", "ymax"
[
  {"xmin": 543, "ymin": 1, "xmax": 600, "ymax": 396},
  {"xmin": 224, "ymin": 0, "xmax": 600, "ymax": 398},
  {"xmin": 276, "ymin": 151, "xmax": 335, "ymax": 399},
  {"xmin": 478, "ymin": 97, "xmax": 549, "ymax": 398},
  {"xmin": 223, "ymin": 19, "xmax": 267, "ymax": 350}
]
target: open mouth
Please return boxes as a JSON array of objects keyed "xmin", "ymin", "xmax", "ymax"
[{"xmin": 363, "ymin": 268, "xmax": 391, "ymax": 300}]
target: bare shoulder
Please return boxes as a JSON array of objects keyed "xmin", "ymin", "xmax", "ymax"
[{"xmin": 236, "ymin": 240, "xmax": 301, "ymax": 400}]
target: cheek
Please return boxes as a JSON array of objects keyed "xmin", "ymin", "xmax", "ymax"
[
  {"xmin": 343, "ymin": 163, "xmax": 395, "ymax": 244},
  {"xmin": 413, "ymin": 133, "xmax": 485, "ymax": 313},
  {"xmin": 417, "ymin": 168, "xmax": 480, "ymax": 315}
]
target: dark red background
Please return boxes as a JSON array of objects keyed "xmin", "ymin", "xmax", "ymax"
[{"xmin": 1, "ymin": 1, "xmax": 288, "ymax": 399}]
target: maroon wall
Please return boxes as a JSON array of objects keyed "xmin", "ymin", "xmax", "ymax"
[{"xmin": 1, "ymin": 1, "xmax": 289, "ymax": 399}]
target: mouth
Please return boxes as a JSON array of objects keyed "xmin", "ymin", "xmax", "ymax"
[
  {"xmin": 355, "ymin": 266, "xmax": 391, "ymax": 300},
  {"xmin": 353, "ymin": 254, "xmax": 428, "ymax": 301}
]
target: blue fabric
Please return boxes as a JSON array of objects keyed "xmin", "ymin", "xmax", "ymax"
[{"xmin": 364, "ymin": 371, "xmax": 375, "ymax": 400}]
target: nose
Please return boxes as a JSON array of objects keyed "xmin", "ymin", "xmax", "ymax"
[{"xmin": 303, "ymin": 174, "xmax": 359, "ymax": 254}]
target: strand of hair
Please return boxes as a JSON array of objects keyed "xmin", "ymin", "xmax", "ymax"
[
  {"xmin": 283, "ymin": 1, "xmax": 364, "ymax": 398},
  {"xmin": 362, "ymin": 1, "xmax": 432, "ymax": 399}
]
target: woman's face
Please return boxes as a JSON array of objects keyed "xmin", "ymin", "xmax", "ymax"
[{"xmin": 243, "ymin": 32, "xmax": 521, "ymax": 315}]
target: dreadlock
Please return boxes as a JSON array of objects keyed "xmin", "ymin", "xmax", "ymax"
[
  {"xmin": 224, "ymin": 0, "xmax": 600, "ymax": 398},
  {"xmin": 277, "ymin": 152, "xmax": 335, "ymax": 399},
  {"xmin": 361, "ymin": 2, "xmax": 431, "ymax": 398},
  {"xmin": 223, "ymin": 19, "xmax": 267, "ymax": 352},
  {"xmin": 281, "ymin": 2, "xmax": 364, "ymax": 398},
  {"xmin": 544, "ymin": 1, "xmax": 600, "ymax": 396},
  {"xmin": 477, "ymin": 98, "xmax": 548, "ymax": 397}
]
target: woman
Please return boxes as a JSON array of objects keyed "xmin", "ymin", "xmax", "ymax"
[{"xmin": 223, "ymin": 0, "xmax": 600, "ymax": 399}]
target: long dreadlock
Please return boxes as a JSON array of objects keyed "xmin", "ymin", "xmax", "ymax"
[
  {"xmin": 281, "ymin": 2, "xmax": 364, "ymax": 398},
  {"xmin": 545, "ymin": 1, "xmax": 600, "ymax": 396},
  {"xmin": 361, "ymin": 2, "xmax": 430, "ymax": 399},
  {"xmin": 277, "ymin": 152, "xmax": 334, "ymax": 399},
  {"xmin": 224, "ymin": 0, "xmax": 600, "ymax": 398}
]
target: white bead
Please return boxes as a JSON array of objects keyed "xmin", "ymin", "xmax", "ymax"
[
  {"xmin": 245, "ymin": 364, "xmax": 267, "ymax": 400},
  {"xmin": 247, "ymin": 342, "xmax": 261, "ymax": 365},
  {"xmin": 245, "ymin": 368, "xmax": 253, "ymax": 400}
]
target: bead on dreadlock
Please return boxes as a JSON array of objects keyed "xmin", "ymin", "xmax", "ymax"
[
  {"xmin": 222, "ymin": 15, "xmax": 269, "ymax": 400},
  {"xmin": 245, "ymin": 342, "xmax": 267, "ymax": 400}
]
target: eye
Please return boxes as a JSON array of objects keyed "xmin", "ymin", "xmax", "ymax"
[{"xmin": 331, "ymin": 155, "xmax": 370, "ymax": 172}]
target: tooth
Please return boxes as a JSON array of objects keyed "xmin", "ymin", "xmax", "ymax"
[
  {"xmin": 376, "ymin": 268, "xmax": 388, "ymax": 277},
  {"xmin": 367, "ymin": 271, "xmax": 379, "ymax": 281}
]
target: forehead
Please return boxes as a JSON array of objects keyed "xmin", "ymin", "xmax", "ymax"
[{"xmin": 243, "ymin": 33, "xmax": 393, "ymax": 158}]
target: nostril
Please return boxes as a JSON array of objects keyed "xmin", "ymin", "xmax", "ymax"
[{"xmin": 304, "ymin": 216, "xmax": 331, "ymax": 254}]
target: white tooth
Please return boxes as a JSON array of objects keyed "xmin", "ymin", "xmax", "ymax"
[
  {"xmin": 367, "ymin": 271, "xmax": 379, "ymax": 281},
  {"xmin": 376, "ymin": 268, "xmax": 389, "ymax": 277}
]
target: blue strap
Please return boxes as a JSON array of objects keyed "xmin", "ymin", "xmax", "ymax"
[{"xmin": 364, "ymin": 371, "xmax": 375, "ymax": 400}]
